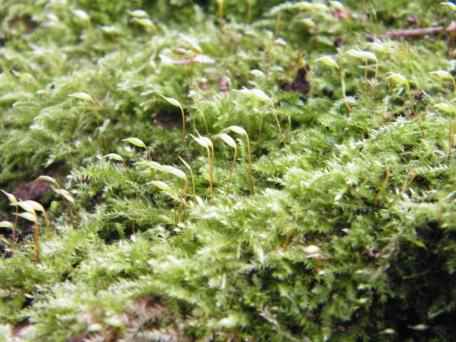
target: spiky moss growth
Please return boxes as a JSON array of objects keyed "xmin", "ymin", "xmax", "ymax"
[{"xmin": 0, "ymin": 0, "xmax": 456, "ymax": 341}]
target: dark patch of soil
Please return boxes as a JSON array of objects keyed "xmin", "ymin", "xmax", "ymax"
[
  {"xmin": 193, "ymin": 0, "xmax": 210, "ymax": 8},
  {"xmin": 153, "ymin": 107, "xmax": 183, "ymax": 129},
  {"xmin": 407, "ymin": 15, "xmax": 418, "ymax": 27},
  {"xmin": 12, "ymin": 320, "xmax": 33, "ymax": 340},
  {"xmin": 13, "ymin": 179, "xmax": 51, "ymax": 202},
  {"xmin": 8, "ymin": 15, "xmax": 39, "ymax": 34},
  {"xmin": 11, "ymin": 160, "xmax": 68, "ymax": 202},
  {"xmin": 281, "ymin": 66, "xmax": 311, "ymax": 97},
  {"xmin": 0, "ymin": 240, "xmax": 13, "ymax": 258},
  {"xmin": 334, "ymin": 37, "xmax": 344, "ymax": 48},
  {"xmin": 382, "ymin": 221, "xmax": 456, "ymax": 340}
]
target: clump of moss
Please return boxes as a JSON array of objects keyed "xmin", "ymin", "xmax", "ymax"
[{"xmin": 1, "ymin": 1, "xmax": 456, "ymax": 341}]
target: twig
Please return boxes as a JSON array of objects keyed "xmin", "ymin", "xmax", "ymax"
[{"xmin": 382, "ymin": 21, "xmax": 456, "ymax": 40}]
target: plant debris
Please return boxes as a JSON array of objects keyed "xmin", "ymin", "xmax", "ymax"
[{"xmin": 384, "ymin": 21, "xmax": 456, "ymax": 39}]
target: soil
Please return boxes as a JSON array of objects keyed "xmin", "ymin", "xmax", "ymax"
[
  {"xmin": 153, "ymin": 107, "xmax": 183, "ymax": 129},
  {"xmin": 280, "ymin": 66, "xmax": 311, "ymax": 97},
  {"xmin": 13, "ymin": 179, "xmax": 51, "ymax": 202}
]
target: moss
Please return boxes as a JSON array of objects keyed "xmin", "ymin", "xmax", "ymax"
[{"xmin": 1, "ymin": 1, "xmax": 456, "ymax": 341}]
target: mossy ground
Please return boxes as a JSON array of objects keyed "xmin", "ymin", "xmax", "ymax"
[{"xmin": 1, "ymin": 1, "xmax": 456, "ymax": 341}]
